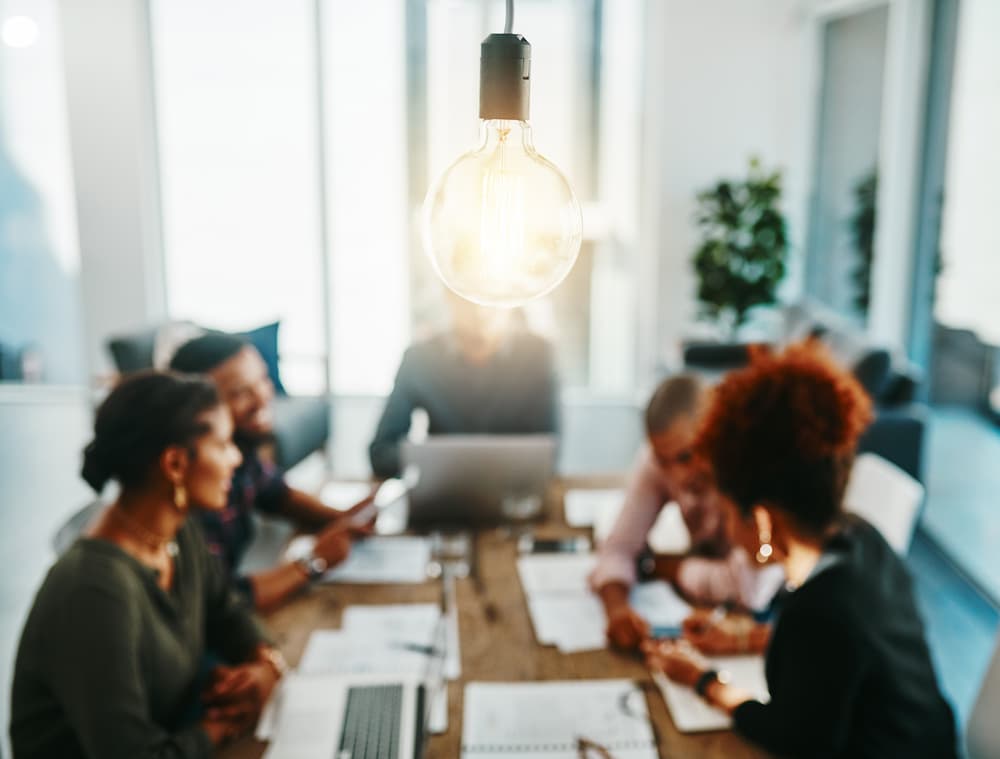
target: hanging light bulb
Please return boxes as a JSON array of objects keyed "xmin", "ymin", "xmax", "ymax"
[{"xmin": 422, "ymin": 2, "xmax": 582, "ymax": 308}]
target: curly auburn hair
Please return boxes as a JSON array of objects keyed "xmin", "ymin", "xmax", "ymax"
[{"xmin": 695, "ymin": 339, "xmax": 874, "ymax": 534}]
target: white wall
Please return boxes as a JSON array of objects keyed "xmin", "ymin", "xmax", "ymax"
[{"xmin": 642, "ymin": 0, "xmax": 814, "ymax": 365}]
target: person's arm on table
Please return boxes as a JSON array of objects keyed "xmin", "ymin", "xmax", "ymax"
[
  {"xmin": 246, "ymin": 521, "xmax": 357, "ymax": 610},
  {"xmin": 589, "ymin": 447, "xmax": 669, "ymax": 649},
  {"xmin": 278, "ymin": 486, "xmax": 376, "ymax": 532}
]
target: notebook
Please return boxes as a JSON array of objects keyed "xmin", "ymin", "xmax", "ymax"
[
  {"xmin": 461, "ymin": 680, "xmax": 658, "ymax": 758},
  {"xmin": 653, "ymin": 655, "xmax": 770, "ymax": 732}
]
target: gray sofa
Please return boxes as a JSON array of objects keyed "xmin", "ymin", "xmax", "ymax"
[
  {"xmin": 682, "ymin": 301, "xmax": 927, "ymax": 482},
  {"xmin": 106, "ymin": 324, "xmax": 330, "ymax": 471}
]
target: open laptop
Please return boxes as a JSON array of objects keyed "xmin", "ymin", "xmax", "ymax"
[
  {"xmin": 400, "ymin": 434, "xmax": 556, "ymax": 528},
  {"xmin": 263, "ymin": 621, "xmax": 446, "ymax": 759}
]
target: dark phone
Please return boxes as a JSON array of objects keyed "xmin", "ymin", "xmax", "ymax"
[{"xmin": 517, "ymin": 535, "xmax": 592, "ymax": 554}]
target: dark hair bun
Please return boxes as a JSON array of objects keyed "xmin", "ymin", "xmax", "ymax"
[
  {"xmin": 80, "ymin": 371, "xmax": 221, "ymax": 493},
  {"xmin": 81, "ymin": 439, "xmax": 113, "ymax": 493}
]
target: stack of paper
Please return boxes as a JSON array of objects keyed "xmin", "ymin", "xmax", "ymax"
[
  {"xmin": 564, "ymin": 488, "xmax": 625, "ymax": 527},
  {"xmin": 517, "ymin": 554, "xmax": 692, "ymax": 653},
  {"xmin": 653, "ymin": 655, "xmax": 769, "ymax": 732},
  {"xmin": 462, "ymin": 680, "xmax": 658, "ymax": 758},
  {"xmin": 320, "ymin": 536, "xmax": 432, "ymax": 584}
]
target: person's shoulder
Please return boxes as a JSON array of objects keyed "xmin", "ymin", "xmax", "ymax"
[{"xmin": 34, "ymin": 541, "xmax": 143, "ymax": 612}]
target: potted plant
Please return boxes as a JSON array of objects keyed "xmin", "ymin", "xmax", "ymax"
[
  {"xmin": 692, "ymin": 158, "xmax": 788, "ymax": 337},
  {"xmin": 850, "ymin": 168, "xmax": 877, "ymax": 319}
]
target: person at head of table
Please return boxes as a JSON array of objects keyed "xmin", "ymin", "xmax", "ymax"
[
  {"xmin": 368, "ymin": 291, "xmax": 559, "ymax": 479},
  {"xmin": 10, "ymin": 372, "xmax": 286, "ymax": 758},
  {"xmin": 644, "ymin": 340, "xmax": 958, "ymax": 759},
  {"xmin": 169, "ymin": 333, "xmax": 373, "ymax": 611},
  {"xmin": 589, "ymin": 374, "xmax": 785, "ymax": 650}
]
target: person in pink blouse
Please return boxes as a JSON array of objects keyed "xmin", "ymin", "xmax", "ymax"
[{"xmin": 589, "ymin": 374, "xmax": 784, "ymax": 650}]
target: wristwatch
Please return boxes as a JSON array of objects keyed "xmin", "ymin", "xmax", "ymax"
[
  {"xmin": 694, "ymin": 668, "xmax": 731, "ymax": 699},
  {"xmin": 295, "ymin": 551, "xmax": 328, "ymax": 581}
]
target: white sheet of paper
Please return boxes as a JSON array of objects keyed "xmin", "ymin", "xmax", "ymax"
[
  {"xmin": 261, "ymin": 674, "xmax": 345, "ymax": 759},
  {"xmin": 339, "ymin": 603, "xmax": 461, "ymax": 680},
  {"xmin": 321, "ymin": 536, "xmax": 431, "ymax": 584},
  {"xmin": 461, "ymin": 680, "xmax": 658, "ymax": 759},
  {"xmin": 318, "ymin": 480, "xmax": 373, "ymax": 510},
  {"xmin": 524, "ymin": 581, "xmax": 690, "ymax": 653},
  {"xmin": 654, "ymin": 655, "xmax": 769, "ymax": 732},
  {"xmin": 564, "ymin": 488, "xmax": 625, "ymax": 527},
  {"xmin": 299, "ymin": 629, "xmax": 430, "ymax": 677},
  {"xmin": 516, "ymin": 553, "xmax": 597, "ymax": 595}
]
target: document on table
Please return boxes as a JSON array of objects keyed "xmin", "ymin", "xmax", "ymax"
[
  {"xmin": 516, "ymin": 553, "xmax": 597, "ymax": 595},
  {"xmin": 518, "ymin": 553, "xmax": 691, "ymax": 652},
  {"xmin": 320, "ymin": 536, "xmax": 431, "ymax": 583},
  {"xmin": 525, "ymin": 580, "xmax": 691, "ymax": 653},
  {"xmin": 461, "ymin": 680, "xmax": 658, "ymax": 758},
  {"xmin": 654, "ymin": 655, "xmax": 770, "ymax": 732},
  {"xmin": 564, "ymin": 488, "xmax": 625, "ymax": 527}
]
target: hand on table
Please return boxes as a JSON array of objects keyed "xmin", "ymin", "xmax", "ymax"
[
  {"xmin": 203, "ymin": 661, "xmax": 279, "ymax": 720},
  {"xmin": 642, "ymin": 638, "xmax": 707, "ymax": 689},
  {"xmin": 682, "ymin": 609, "xmax": 768, "ymax": 655},
  {"xmin": 605, "ymin": 604, "xmax": 651, "ymax": 651}
]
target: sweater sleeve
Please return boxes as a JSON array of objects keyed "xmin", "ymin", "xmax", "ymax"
[
  {"xmin": 47, "ymin": 584, "xmax": 214, "ymax": 759},
  {"xmin": 369, "ymin": 348, "xmax": 418, "ymax": 479},
  {"xmin": 589, "ymin": 447, "xmax": 667, "ymax": 590},
  {"xmin": 192, "ymin": 524, "xmax": 270, "ymax": 662},
  {"xmin": 732, "ymin": 600, "xmax": 870, "ymax": 758}
]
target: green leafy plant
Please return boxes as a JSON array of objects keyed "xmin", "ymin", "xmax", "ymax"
[
  {"xmin": 692, "ymin": 158, "xmax": 788, "ymax": 336},
  {"xmin": 850, "ymin": 169, "xmax": 877, "ymax": 316}
]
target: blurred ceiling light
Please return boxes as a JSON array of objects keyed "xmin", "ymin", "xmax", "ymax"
[
  {"xmin": 422, "ymin": 0, "xmax": 582, "ymax": 308},
  {"xmin": 2, "ymin": 15, "xmax": 39, "ymax": 48}
]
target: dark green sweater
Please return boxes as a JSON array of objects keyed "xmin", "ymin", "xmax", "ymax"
[{"xmin": 10, "ymin": 520, "xmax": 268, "ymax": 759}]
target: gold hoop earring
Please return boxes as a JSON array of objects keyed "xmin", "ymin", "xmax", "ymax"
[
  {"xmin": 173, "ymin": 483, "xmax": 188, "ymax": 512},
  {"xmin": 755, "ymin": 528, "xmax": 773, "ymax": 564}
]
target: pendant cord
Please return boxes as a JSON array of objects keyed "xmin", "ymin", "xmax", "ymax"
[{"xmin": 504, "ymin": 0, "xmax": 514, "ymax": 34}]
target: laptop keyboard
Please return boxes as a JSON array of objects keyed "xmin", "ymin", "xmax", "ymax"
[{"xmin": 337, "ymin": 684, "xmax": 404, "ymax": 759}]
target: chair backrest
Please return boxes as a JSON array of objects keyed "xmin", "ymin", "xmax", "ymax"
[
  {"xmin": 52, "ymin": 499, "xmax": 106, "ymax": 555},
  {"xmin": 843, "ymin": 452, "xmax": 924, "ymax": 554},
  {"xmin": 968, "ymin": 633, "xmax": 1000, "ymax": 759}
]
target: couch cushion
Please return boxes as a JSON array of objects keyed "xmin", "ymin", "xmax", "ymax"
[
  {"xmin": 240, "ymin": 321, "xmax": 287, "ymax": 396},
  {"xmin": 820, "ymin": 327, "xmax": 892, "ymax": 399}
]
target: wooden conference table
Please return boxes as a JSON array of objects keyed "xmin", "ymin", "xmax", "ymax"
[{"xmin": 222, "ymin": 477, "xmax": 773, "ymax": 759}]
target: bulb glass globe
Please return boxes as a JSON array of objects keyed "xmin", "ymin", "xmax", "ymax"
[{"xmin": 422, "ymin": 118, "xmax": 582, "ymax": 307}]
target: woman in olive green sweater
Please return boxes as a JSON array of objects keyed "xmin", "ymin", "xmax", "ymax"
[{"xmin": 10, "ymin": 372, "xmax": 286, "ymax": 758}]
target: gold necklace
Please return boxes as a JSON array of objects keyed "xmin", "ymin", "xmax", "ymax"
[{"xmin": 110, "ymin": 505, "xmax": 177, "ymax": 555}]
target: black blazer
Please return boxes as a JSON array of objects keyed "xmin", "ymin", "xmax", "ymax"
[{"xmin": 733, "ymin": 516, "xmax": 957, "ymax": 758}]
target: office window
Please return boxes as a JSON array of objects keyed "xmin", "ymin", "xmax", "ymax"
[
  {"xmin": 152, "ymin": 0, "xmax": 643, "ymax": 396},
  {"xmin": 0, "ymin": 0, "xmax": 83, "ymax": 384},
  {"xmin": 935, "ymin": 0, "xmax": 1000, "ymax": 345},
  {"xmin": 151, "ymin": 0, "xmax": 326, "ymax": 393}
]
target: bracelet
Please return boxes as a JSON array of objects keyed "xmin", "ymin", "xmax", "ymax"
[{"xmin": 260, "ymin": 647, "xmax": 289, "ymax": 679}]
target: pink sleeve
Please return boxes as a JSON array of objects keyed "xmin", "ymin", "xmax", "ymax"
[{"xmin": 588, "ymin": 446, "xmax": 669, "ymax": 591}]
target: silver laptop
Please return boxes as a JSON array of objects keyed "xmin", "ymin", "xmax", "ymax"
[
  {"xmin": 264, "ymin": 621, "xmax": 446, "ymax": 759},
  {"xmin": 400, "ymin": 434, "xmax": 556, "ymax": 527}
]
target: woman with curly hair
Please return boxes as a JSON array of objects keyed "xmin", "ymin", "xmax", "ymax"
[{"xmin": 645, "ymin": 340, "xmax": 957, "ymax": 758}]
